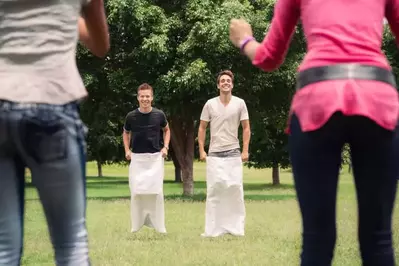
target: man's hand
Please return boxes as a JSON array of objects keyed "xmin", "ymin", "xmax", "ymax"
[
  {"xmin": 161, "ymin": 147, "xmax": 168, "ymax": 158},
  {"xmin": 241, "ymin": 151, "xmax": 249, "ymax": 162},
  {"xmin": 125, "ymin": 150, "xmax": 131, "ymax": 161},
  {"xmin": 199, "ymin": 150, "xmax": 207, "ymax": 161}
]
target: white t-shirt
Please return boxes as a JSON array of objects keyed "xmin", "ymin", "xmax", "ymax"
[
  {"xmin": 0, "ymin": 0, "xmax": 91, "ymax": 104},
  {"xmin": 200, "ymin": 96, "xmax": 249, "ymax": 153}
]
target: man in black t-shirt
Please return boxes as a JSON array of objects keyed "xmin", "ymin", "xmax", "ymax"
[
  {"xmin": 123, "ymin": 107, "xmax": 169, "ymax": 155},
  {"xmin": 123, "ymin": 84, "xmax": 170, "ymax": 158},
  {"xmin": 122, "ymin": 83, "xmax": 170, "ymax": 233}
]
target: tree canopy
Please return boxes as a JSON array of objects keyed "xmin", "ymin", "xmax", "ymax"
[{"xmin": 77, "ymin": 0, "xmax": 399, "ymax": 193}]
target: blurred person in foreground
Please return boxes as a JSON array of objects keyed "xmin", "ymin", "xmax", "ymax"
[
  {"xmin": 230, "ymin": 0, "xmax": 399, "ymax": 265},
  {"xmin": 0, "ymin": 0, "xmax": 109, "ymax": 265}
]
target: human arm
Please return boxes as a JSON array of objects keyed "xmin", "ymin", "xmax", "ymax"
[
  {"xmin": 240, "ymin": 101, "xmax": 251, "ymax": 162},
  {"xmin": 198, "ymin": 103, "xmax": 210, "ymax": 161},
  {"xmin": 79, "ymin": 0, "xmax": 110, "ymax": 57},
  {"xmin": 122, "ymin": 130, "xmax": 131, "ymax": 160},
  {"xmin": 160, "ymin": 112, "xmax": 171, "ymax": 158},
  {"xmin": 161, "ymin": 124, "xmax": 171, "ymax": 158},
  {"xmin": 122, "ymin": 114, "xmax": 132, "ymax": 160},
  {"xmin": 241, "ymin": 120, "xmax": 251, "ymax": 162},
  {"xmin": 198, "ymin": 120, "xmax": 209, "ymax": 161},
  {"xmin": 229, "ymin": 0, "xmax": 300, "ymax": 71},
  {"xmin": 163, "ymin": 124, "xmax": 171, "ymax": 149}
]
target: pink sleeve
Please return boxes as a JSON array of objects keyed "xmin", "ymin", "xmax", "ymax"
[
  {"xmin": 386, "ymin": 0, "xmax": 399, "ymax": 46},
  {"xmin": 252, "ymin": 0, "xmax": 300, "ymax": 71}
]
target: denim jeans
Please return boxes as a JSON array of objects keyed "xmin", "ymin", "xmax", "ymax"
[
  {"xmin": 0, "ymin": 100, "xmax": 90, "ymax": 265},
  {"xmin": 208, "ymin": 148, "xmax": 241, "ymax": 157},
  {"xmin": 289, "ymin": 112, "xmax": 398, "ymax": 266}
]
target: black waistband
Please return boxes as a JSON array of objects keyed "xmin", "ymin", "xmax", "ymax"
[{"xmin": 296, "ymin": 64, "xmax": 397, "ymax": 90}]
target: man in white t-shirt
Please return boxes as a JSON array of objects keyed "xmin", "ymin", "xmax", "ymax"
[{"xmin": 198, "ymin": 70, "xmax": 251, "ymax": 237}]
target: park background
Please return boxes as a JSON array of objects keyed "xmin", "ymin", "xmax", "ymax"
[{"xmin": 22, "ymin": 1, "xmax": 399, "ymax": 265}]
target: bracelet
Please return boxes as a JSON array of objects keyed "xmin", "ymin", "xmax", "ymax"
[{"xmin": 239, "ymin": 36, "xmax": 255, "ymax": 53}]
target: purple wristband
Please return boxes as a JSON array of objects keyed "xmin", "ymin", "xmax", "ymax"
[{"xmin": 239, "ymin": 36, "xmax": 255, "ymax": 53}]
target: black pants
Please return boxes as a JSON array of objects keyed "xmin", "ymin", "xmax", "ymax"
[{"xmin": 289, "ymin": 112, "xmax": 398, "ymax": 266}]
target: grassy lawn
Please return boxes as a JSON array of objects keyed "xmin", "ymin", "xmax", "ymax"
[{"xmin": 21, "ymin": 161, "xmax": 399, "ymax": 266}]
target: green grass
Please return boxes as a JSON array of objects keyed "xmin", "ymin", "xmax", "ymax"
[{"xmin": 21, "ymin": 161, "xmax": 399, "ymax": 266}]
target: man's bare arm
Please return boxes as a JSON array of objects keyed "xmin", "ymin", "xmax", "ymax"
[
  {"xmin": 122, "ymin": 130, "xmax": 131, "ymax": 153},
  {"xmin": 241, "ymin": 120, "xmax": 251, "ymax": 153},
  {"xmin": 163, "ymin": 124, "xmax": 171, "ymax": 149},
  {"xmin": 79, "ymin": 0, "xmax": 110, "ymax": 57},
  {"xmin": 198, "ymin": 120, "xmax": 209, "ymax": 153}
]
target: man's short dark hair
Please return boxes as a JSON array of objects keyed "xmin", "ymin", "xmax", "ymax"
[
  {"xmin": 137, "ymin": 83, "xmax": 153, "ymax": 94},
  {"xmin": 217, "ymin": 70, "xmax": 234, "ymax": 84}
]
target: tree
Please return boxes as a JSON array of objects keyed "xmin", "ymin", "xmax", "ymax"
[
  {"xmin": 103, "ymin": 0, "xmax": 286, "ymax": 195},
  {"xmin": 78, "ymin": 0, "xmax": 309, "ymax": 190},
  {"xmin": 242, "ymin": 21, "xmax": 306, "ymax": 185},
  {"xmin": 383, "ymin": 24, "xmax": 399, "ymax": 84},
  {"xmin": 77, "ymin": 46, "xmax": 126, "ymax": 177},
  {"xmin": 245, "ymin": 66, "xmax": 298, "ymax": 185},
  {"xmin": 77, "ymin": 2, "xmax": 399, "ymax": 189},
  {"xmin": 169, "ymin": 144, "xmax": 182, "ymax": 183}
]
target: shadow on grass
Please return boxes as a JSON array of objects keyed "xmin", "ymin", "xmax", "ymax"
[
  {"xmin": 26, "ymin": 177, "xmax": 295, "ymax": 193},
  {"xmin": 86, "ymin": 175, "xmax": 127, "ymax": 181},
  {"xmin": 85, "ymin": 193, "xmax": 296, "ymax": 202},
  {"xmin": 81, "ymin": 177, "xmax": 295, "ymax": 191},
  {"xmin": 243, "ymin": 183, "xmax": 294, "ymax": 191}
]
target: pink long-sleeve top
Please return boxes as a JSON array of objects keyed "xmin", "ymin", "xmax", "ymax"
[{"xmin": 253, "ymin": 0, "xmax": 399, "ymax": 133}]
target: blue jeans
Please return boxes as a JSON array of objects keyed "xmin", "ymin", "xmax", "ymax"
[
  {"xmin": 208, "ymin": 148, "xmax": 241, "ymax": 157},
  {"xmin": 289, "ymin": 112, "xmax": 398, "ymax": 266},
  {"xmin": 0, "ymin": 100, "xmax": 90, "ymax": 265}
]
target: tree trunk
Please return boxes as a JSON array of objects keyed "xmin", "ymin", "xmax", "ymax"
[
  {"xmin": 169, "ymin": 117, "xmax": 195, "ymax": 196},
  {"xmin": 182, "ymin": 166, "xmax": 193, "ymax": 195},
  {"xmin": 170, "ymin": 146, "xmax": 182, "ymax": 183},
  {"xmin": 174, "ymin": 166, "xmax": 182, "ymax": 183},
  {"xmin": 272, "ymin": 163, "xmax": 280, "ymax": 185},
  {"xmin": 97, "ymin": 160, "xmax": 103, "ymax": 177}
]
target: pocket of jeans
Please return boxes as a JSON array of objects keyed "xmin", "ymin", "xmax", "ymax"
[{"xmin": 22, "ymin": 111, "xmax": 67, "ymax": 164}]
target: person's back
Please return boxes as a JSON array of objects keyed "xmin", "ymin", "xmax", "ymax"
[
  {"xmin": 300, "ymin": 0, "xmax": 390, "ymax": 69},
  {"xmin": 242, "ymin": 0, "xmax": 399, "ymax": 132},
  {"xmin": 294, "ymin": 0, "xmax": 399, "ymax": 131},
  {"xmin": 0, "ymin": 0, "xmax": 109, "ymax": 265},
  {"xmin": 0, "ymin": 0, "xmax": 100, "ymax": 104}
]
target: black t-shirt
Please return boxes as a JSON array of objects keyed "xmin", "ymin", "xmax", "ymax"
[{"xmin": 123, "ymin": 108, "xmax": 168, "ymax": 153}]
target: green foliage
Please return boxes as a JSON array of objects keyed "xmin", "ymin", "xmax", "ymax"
[
  {"xmin": 382, "ymin": 25, "xmax": 399, "ymax": 86},
  {"xmin": 76, "ymin": 0, "xmax": 307, "ymax": 169},
  {"xmin": 77, "ymin": 0, "xmax": 399, "ymax": 172}
]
